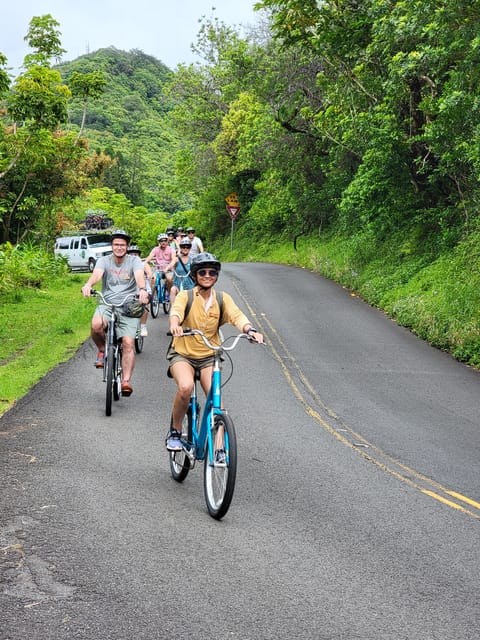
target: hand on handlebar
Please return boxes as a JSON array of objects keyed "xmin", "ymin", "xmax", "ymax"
[{"xmin": 81, "ymin": 283, "xmax": 93, "ymax": 297}]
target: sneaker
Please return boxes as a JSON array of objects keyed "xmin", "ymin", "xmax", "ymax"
[
  {"xmin": 94, "ymin": 351, "xmax": 105, "ymax": 368},
  {"xmin": 140, "ymin": 324, "xmax": 148, "ymax": 337},
  {"xmin": 215, "ymin": 449, "xmax": 226, "ymax": 464},
  {"xmin": 166, "ymin": 430, "xmax": 183, "ymax": 451}
]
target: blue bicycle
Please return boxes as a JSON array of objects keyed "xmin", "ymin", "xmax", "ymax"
[
  {"xmin": 150, "ymin": 269, "xmax": 170, "ymax": 317},
  {"xmin": 167, "ymin": 329, "xmax": 255, "ymax": 519}
]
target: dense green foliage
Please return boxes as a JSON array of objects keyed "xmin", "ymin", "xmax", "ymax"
[{"xmin": 1, "ymin": 4, "xmax": 480, "ymax": 372}]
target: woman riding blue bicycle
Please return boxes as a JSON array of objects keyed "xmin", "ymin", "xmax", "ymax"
[
  {"xmin": 169, "ymin": 236, "xmax": 195, "ymax": 306},
  {"xmin": 166, "ymin": 252, "xmax": 264, "ymax": 452}
]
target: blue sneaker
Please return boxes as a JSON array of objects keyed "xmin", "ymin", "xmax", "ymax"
[{"xmin": 166, "ymin": 430, "xmax": 182, "ymax": 451}]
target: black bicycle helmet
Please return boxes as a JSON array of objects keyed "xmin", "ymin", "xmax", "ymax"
[
  {"xmin": 186, "ymin": 227, "xmax": 195, "ymax": 233},
  {"xmin": 179, "ymin": 237, "xmax": 192, "ymax": 248},
  {"xmin": 127, "ymin": 245, "xmax": 141, "ymax": 255},
  {"xmin": 190, "ymin": 252, "xmax": 221, "ymax": 278},
  {"xmin": 111, "ymin": 229, "xmax": 131, "ymax": 243}
]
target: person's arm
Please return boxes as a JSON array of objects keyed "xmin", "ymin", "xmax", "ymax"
[
  {"xmin": 197, "ymin": 237, "xmax": 204, "ymax": 252},
  {"xmin": 166, "ymin": 248, "xmax": 177, "ymax": 271},
  {"xmin": 81, "ymin": 267, "xmax": 104, "ymax": 297},
  {"xmin": 242, "ymin": 323, "xmax": 264, "ymax": 343},
  {"xmin": 143, "ymin": 261, "xmax": 153, "ymax": 279},
  {"xmin": 134, "ymin": 269, "xmax": 150, "ymax": 304}
]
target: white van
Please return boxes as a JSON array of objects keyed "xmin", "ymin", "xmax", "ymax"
[{"xmin": 54, "ymin": 234, "xmax": 113, "ymax": 271}]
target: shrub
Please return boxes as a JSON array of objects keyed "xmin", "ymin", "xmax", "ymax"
[{"xmin": 0, "ymin": 242, "xmax": 69, "ymax": 297}]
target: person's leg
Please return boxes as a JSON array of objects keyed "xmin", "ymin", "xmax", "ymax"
[
  {"xmin": 91, "ymin": 312, "xmax": 107, "ymax": 350},
  {"xmin": 140, "ymin": 309, "xmax": 148, "ymax": 336},
  {"xmin": 91, "ymin": 312, "xmax": 107, "ymax": 367},
  {"xmin": 121, "ymin": 336, "xmax": 135, "ymax": 388},
  {"xmin": 170, "ymin": 360, "xmax": 195, "ymax": 431},
  {"xmin": 165, "ymin": 272, "xmax": 173, "ymax": 292}
]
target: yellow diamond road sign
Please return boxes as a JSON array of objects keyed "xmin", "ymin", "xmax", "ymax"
[{"xmin": 225, "ymin": 192, "xmax": 240, "ymax": 206}]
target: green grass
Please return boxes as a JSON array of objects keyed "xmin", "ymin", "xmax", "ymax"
[
  {"xmin": 214, "ymin": 225, "xmax": 480, "ymax": 370},
  {"xmin": 0, "ymin": 273, "xmax": 93, "ymax": 416},
  {"xmin": 1, "ymin": 226, "xmax": 480, "ymax": 418}
]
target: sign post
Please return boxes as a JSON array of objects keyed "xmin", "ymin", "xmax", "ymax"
[{"xmin": 225, "ymin": 193, "xmax": 240, "ymax": 250}]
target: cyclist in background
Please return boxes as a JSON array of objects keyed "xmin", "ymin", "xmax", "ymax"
[
  {"xmin": 81, "ymin": 230, "xmax": 149, "ymax": 397},
  {"xmin": 127, "ymin": 244, "xmax": 152, "ymax": 337},
  {"xmin": 166, "ymin": 252, "xmax": 263, "ymax": 451},
  {"xmin": 145, "ymin": 233, "xmax": 177, "ymax": 296},
  {"xmin": 169, "ymin": 236, "xmax": 195, "ymax": 306},
  {"xmin": 186, "ymin": 227, "xmax": 204, "ymax": 257}
]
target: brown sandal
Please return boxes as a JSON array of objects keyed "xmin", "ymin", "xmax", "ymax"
[{"xmin": 121, "ymin": 382, "xmax": 133, "ymax": 396}]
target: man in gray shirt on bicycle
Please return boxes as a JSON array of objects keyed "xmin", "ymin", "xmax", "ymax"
[{"xmin": 81, "ymin": 229, "xmax": 149, "ymax": 396}]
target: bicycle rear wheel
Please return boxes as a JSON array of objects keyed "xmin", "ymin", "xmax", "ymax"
[
  {"xmin": 150, "ymin": 287, "xmax": 160, "ymax": 318},
  {"xmin": 169, "ymin": 408, "xmax": 193, "ymax": 482},
  {"xmin": 135, "ymin": 333, "xmax": 144, "ymax": 353},
  {"xmin": 105, "ymin": 344, "xmax": 115, "ymax": 416},
  {"xmin": 204, "ymin": 412, "xmax": 237, "ymax": 520}
]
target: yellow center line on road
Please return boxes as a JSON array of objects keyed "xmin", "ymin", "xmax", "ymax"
[{"xmin": 235, "ymin": 287, "xmax": 480, "ymax": 521}]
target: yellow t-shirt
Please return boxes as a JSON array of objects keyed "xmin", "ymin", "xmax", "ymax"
[{"xmin": 170, "ymin": 287, "xmax": 250, "ymax": 359}]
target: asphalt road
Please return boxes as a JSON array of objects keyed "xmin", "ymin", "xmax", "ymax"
[{"xmin": 1, "ymin": 262, "xmax": 479, "ymax": 639}]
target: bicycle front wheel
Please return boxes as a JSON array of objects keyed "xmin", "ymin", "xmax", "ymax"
[
  {"xmin": 204, "ymin": 412, "xmax": 237, "ymax": 520},
  {"xmin": 162, "ymin": 284, "xmax": 171, "ymax": 314},
  {"xmin": 105, "ymin": 344, "xmax": 115, "ymax": 416},
  {"xmin": 169, "ymin": 408, "xmax": 193, "ymax": 482},
  {"xmin": 113, "ymin": 345, "xmax": 122, "ymax": 401},
  {"xmin": 150, "ymin": 287, "xmax": 160, "ymax": 318}
]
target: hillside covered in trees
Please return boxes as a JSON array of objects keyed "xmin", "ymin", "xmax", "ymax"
[{"xmin": 1, "ymin": 2, "xmax": 480, "ymax": 365}]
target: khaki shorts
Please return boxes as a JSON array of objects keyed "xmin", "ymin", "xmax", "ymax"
[
  {"xmin": 95, "ymin": 304, "xmax": 139, "ymax": 339},
  {"xmin": 166, "ymin": 345, "xmax": 215, "ymax": 377}
]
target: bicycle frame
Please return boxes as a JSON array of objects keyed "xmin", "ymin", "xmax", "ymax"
[
  {"xmin": 182, "ymin": 352, "xmax": 225, "ymax": 466},
  {"xmin": 150, "ymin": 268, "xmax": 170, "ymax": 316}
]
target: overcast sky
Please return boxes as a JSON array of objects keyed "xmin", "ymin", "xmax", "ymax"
[{"xmin": 2, "ymin": 1, "xmax": 261, "ymax": 76}]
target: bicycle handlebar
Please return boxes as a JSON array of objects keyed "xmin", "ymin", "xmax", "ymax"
[
  {"xmin": 90, "ymin": 290, "xmax": 138, "ymax": 307},
  {"xmin": 167, "ymin": 328, "xmax": 256, "ymax": 350}
]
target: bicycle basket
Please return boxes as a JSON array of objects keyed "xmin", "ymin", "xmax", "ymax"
[{"xmin": 123, "ymin": 299, "xmax": 146, "ymax": 318}]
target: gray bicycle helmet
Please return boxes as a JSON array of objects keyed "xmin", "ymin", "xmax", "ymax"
[
  {"xmin": 157, "ymin": 233, "xmax": 168, "ymax": 241},
  {"xmin": 190, "ymin": 252, "xmax": 221, "ymax": 278},
  {"xmin": 179, "ymin": 237, "xmax": 192, "ymax": 248},
  {"xmin": 127, "ymin": 244, "xmax": 141, "ymax": 255},
  {"xmin": 111, "ymin": 229, "xmax": 131, "ymax": 243}
]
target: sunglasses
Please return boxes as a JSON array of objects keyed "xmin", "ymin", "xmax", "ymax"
[{"xmin": 197, "ymin": 268, "xmax": 218, "ymax": 277}]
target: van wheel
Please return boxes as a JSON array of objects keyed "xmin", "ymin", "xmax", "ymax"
[{"xmin": 88, "ymin": 258, "xmax": 96, "ymax": 272}]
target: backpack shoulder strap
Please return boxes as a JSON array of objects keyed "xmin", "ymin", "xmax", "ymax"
[{"xmin": 184, "ymin": 288, "xmax": 194, "ymax": 320}]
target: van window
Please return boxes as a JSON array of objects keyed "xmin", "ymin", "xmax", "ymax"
[
  {"xmin": 87, "ymin": 234, "xmax": 111, "ymax": 247},
  {"xmin": 73, "ymin": 239, "xmax": 79, "ymax": 249},
  {"xmin": 80, "ymin": 238, "xmax": 87, "ymax": 249}
]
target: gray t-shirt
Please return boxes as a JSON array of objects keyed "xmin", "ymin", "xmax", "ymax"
[{"xmin": 96, "ymin": 254, "xmax": 143, "ymax": 304}]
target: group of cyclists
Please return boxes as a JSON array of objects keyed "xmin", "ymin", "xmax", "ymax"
[{"xmin": 81, "ymin": 227, "xmax": 264, "ymax": 451}]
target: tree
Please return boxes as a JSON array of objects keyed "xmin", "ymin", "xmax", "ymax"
[{"xmin": 68, "ymin": 70, "xmax": 107, "ymax": 141}]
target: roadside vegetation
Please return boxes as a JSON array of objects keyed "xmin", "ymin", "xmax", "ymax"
[{"xmin": 1, "ymin": 3, "xmax": 480, "ymax": 415}]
